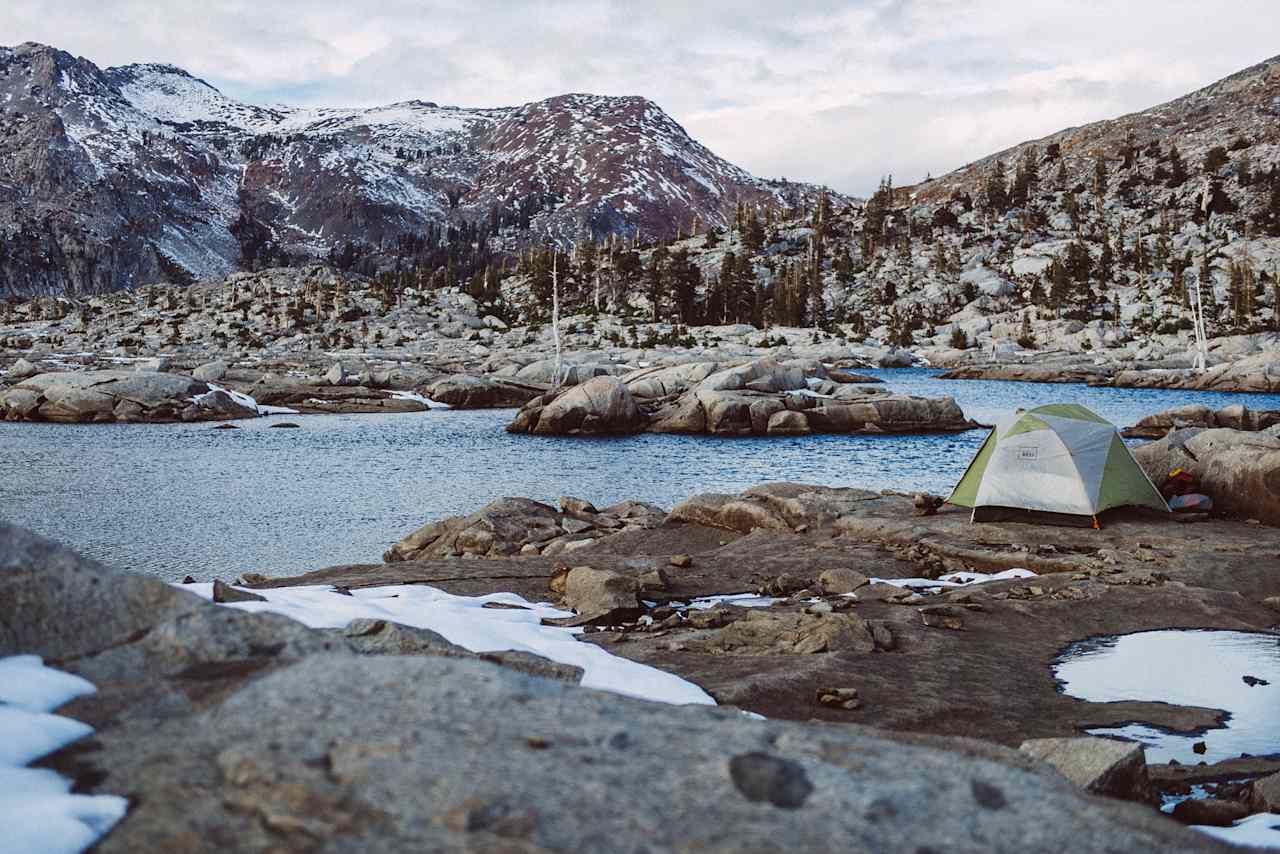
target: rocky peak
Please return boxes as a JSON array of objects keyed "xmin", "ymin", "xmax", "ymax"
[{"xmin": 0, "ymin": 40, "xmax": 838, "ymax": 298}]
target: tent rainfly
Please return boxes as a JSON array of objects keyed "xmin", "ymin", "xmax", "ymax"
[{"xmin": 947, "ymin": 403, "xmax": 1169, "ymax": 527}]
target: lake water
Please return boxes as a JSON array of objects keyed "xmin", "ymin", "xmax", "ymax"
[
  {"xmin": 4, "ymin": 368, "xmax": 1279, "ymax": 580},
  {"xmin": 1054, "ymin": 629, "xmax": 1280, "ymax": 764}
]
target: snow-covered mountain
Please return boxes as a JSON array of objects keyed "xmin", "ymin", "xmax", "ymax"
[{"xmin": 0, "ymin": 42, "xmax": 832, "ymax": 297}]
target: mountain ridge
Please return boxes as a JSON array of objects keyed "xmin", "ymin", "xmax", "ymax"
[{"xmin": 0, "ymin": 41, "xmax": 833, "ymax": 297}]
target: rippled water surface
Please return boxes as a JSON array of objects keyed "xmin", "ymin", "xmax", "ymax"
[
  {"xmin": 4, "ymin": 368, "xmax": 1279, "ymax": 579},
  {"xmin": 1055, "ymin": 629, "xmax": 1280, "ymax": 763}
]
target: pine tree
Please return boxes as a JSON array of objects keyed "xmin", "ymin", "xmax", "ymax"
[
  {"xmin": 809, "ymin": 234, "xmax": 826, "ymax": 328},
  {"xmin": 1047, "ymin": 259, "xmax": 1070, "ymax": 313},
  {"xmin": 1098, "ymin": 224, "xmax": 1114, "ymax": 285},
  {"xmin": 719, "ymin": 252, "xmax": 739, "ymax": 323},
  {"xmin": 1017, "ymin": 312, "xmax": 1037, "ymax": 349},
  {"xmin": 745, "ymin": 208, "xmax": 765, "ymax": 252},
  {"xmin": 1063, "ymin": 192, "xmax": 1081, "ymax": 232},
  {"xmin": 983, "ymin": 159, "xmax": 1009, "ymax": 212},
  {"xmin": 1204, "ymin": 146, "xmax": 1229, "ymax": 174},
  {"xmin": 1260, "ymin": 174, "xmax": 1280, "ymax": 237},
  {"xmin": 864, "ymin": 175, "xmax": 894, "ymax": 243},
  {"xmin": 668, "ymin": 248, "xmax": 701, "ymax": 324},
  {"xmin": 1119, "ymin": 132, "xmax": 1137, "ymax": 170},
  {"xmin": 931, "ymin": 240, "xmax": 949, "ymax": 275},
  {"xmin": 1011, "ymin": 147, "xmax": 1038, "ymax": 207},
  {"xmin": 646, "ymin": 245, "xmax": 668, "ymax": 322},
  {"xmin": 1167, "ymin": 145, "xmax": 1188, "ymax": 187}
]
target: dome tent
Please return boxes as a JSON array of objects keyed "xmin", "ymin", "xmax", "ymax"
[{"xmin": 947, "ymin": 404, "xmax": 1169, "ymax": 527}]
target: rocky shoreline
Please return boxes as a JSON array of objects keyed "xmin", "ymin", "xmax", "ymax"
[
  {"xmin": 5, "ymin": 267, "xmax": 1280, "ymax": 427},
  {"xmin": 6, "ymin": 489, "xmax": 1278, "ymax": 850},
  {"xmin": 1, "ymin": 350, "xmax": 984, "ymax": 437},
  {"xmin": 937, "ymin": 349, "xmax": 1280, "ymax": 394}
]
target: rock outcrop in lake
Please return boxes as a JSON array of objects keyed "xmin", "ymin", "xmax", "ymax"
[
  {"xmin": 1122, "ymin": 404, "xmax": 1280, "ymax": 438},
  {"xmin": 1113, "ymin": 351, "xmax": 1280, "ymax": 394},
  {"xmin": 0, "ymin": 522, "xmax": 1240, "ymax": 852},
  {"xmin": 938, "ymin": 351, "xmax": 1280, "ymax": 395},
  {"xmin": 507, "ymin": 358, "xmax": 978, "ymax": 437},
  {"xmin": 0, "ymin": 370, "xmax": 257, "ymax": 423}
]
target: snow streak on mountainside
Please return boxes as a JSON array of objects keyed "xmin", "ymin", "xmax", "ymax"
[{"xmin": 0, "ymin": 42, "xmax": 830, "ymax": 297}]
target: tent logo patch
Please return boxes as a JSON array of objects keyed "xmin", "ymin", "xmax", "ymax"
[{"xmin": 1015, "ymin": 446, "xmax": 1038, "ymax": 461}]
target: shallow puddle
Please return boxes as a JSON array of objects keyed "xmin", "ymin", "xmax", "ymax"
[{"xmin": 1054, "ymin": 629, "xmax": 1280, "ymax": 764}]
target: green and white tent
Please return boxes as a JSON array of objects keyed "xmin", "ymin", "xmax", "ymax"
[{"xmin": 948, "ymin": 403, "xmax": 1169, "ymax": 526}]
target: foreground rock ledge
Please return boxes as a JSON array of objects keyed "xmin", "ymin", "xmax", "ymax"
[{"xmin": 0, "ymin": 524, "xmax": 1229, "ymax": 852}]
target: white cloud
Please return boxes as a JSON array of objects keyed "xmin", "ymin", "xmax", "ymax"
[{"xmin": 1, "ymin": 0, "xmax": 1277, "ymax": 194}]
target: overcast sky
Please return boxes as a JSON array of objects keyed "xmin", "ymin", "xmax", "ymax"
[{"xmin": 3, "ymin": 1, "xmax": 1278, "ymax": 195}]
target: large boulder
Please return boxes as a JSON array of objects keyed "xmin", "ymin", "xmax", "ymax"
[
  {"xmin": 385, "ymin": 497, "xmax": 567, "ymax": 560},
  {"xmin": 702, "ymin": 610, "xmax": 879, "ymax": 655},
  {"xmin": 82, "ymin": 653, "xmax": 1224, "ymax": 853},
  {"xmin": 624, "ymin": 362, "xmax": 721, "ymax": 398},
  {"xmin": 426, "ymin": 374, "xmax": 542, "ymax": 408},
  {"xmin": 0, "ymin": 523, "xmax": 204, "ymax": 659},
  {"xmin": 1019, "ymin": 737, "xmax": 1158, "ymax": 806},
  {"xmin": 767, "ymin": 409, "xmax": 811, "ymax": 436},
  {"xmin": 507, "ymin": 376, "xmax": 643, "ymax": 436},
  {"xmin": 695, "ymin": 389, "xmax": 755, "ymax": 435},
  {"xmin": 1134, "ymin": 428, "xmax": 1280, "ymax": 525},
  {"xmin": 515, "ymin": 359, "xmax": 625, "ymax": 386},
  {"xmin": 191, "ymin": 360, "xmax": 228, "ymax": 383},
  {"xmin": 562, "ymin": 566, "xmax": 640, "ymax": 617},
  {"xmin": 1250, "ymin": 770, "xmax": 1280, "ymax": 813},
  {"xmin": 806, "ymin": 395, "xmax": 974, "ymax": 434},
  {"xmin": 669, "ymin": 484, "xmax": 889, "ymax": 534},
  {"xmin": 698, "ymin": 358, "xmax": 807, "ymax": 394},
  {"xmin": 8, "ymin": 357, "xmax": 40, "ymax": 379},
  {"xmin": 647, "ymin": 392, "xmax": 708, "ymax": 433}
]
